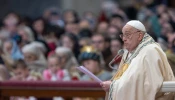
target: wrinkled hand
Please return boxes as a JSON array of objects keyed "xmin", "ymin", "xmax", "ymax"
[{"xmin": 100, "ymin": 81, "xmax": 112, "ymax": 92}]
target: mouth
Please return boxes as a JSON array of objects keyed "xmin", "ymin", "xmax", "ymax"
[{"xmin": 124, "ymin": 43, "xmax": 127, "ymax": 45}]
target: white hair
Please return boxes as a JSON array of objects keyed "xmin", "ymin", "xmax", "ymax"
[
  {"xmin": 18, "ymin": 25, "xmax": 34, "ymax": 42},
  {"xmin": 55, "ymin": 46, "xmax": 78, "ymax": 69},
  {"xmin": 30, "ymin": 41, "xmax": 47, "ymax": 54}
]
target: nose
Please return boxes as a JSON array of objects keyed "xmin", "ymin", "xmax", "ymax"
[{"xmin": 122, "ymin": 36, "xmax": 127, "ymax": 42}]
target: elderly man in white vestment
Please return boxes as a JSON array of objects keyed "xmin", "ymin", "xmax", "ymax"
[{"xmin": 100, "ymin": 20, "xmax": 175, "ymax": 100}]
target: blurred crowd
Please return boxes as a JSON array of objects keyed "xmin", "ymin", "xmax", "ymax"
[{"xmin": 0, "ymin": 0, "xmax": 175, "ymax": 99}]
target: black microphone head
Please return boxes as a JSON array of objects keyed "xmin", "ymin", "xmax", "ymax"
[{"xmin": 117, "ymin": 49, "xmax": 124, "ymax": 56}]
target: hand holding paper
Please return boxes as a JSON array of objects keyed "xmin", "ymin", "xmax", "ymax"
[{"xmin": 76, "ymin": 66, "xmax": 102, "ymax": 83}]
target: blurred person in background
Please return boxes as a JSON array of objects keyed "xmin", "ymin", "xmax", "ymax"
[
  {"xmin": 22, "ymin": 43, "xmax": 47, "ymax": 73},
  {"xmin": 91, "ymin": 34, "xmax": 107, "ymax": 53},
  {"xmin": 160, "ymin": 22, "xmax": 175, "ymax": 48},
  {"xmin": 3, "ymin": 40, "xmax": 24, "ymax": 60},
  {"xmin": 43, "ymin": 55, "xmax": 70, "ymax": 81},
  {"xmin": 17, "ymin": 25, "xmax": 34, "ymax": 48},
  {"xmin": 91, "ymin": 34, "xmax": 111, "ymax": 66},
  {"xmin": 43, "ymin": 24, "xmax": 64, "ymax": 52},
  {"xmin": 10, "ymin": 59, "xmax": 40, "ymax": 81},
  {"xmin": 96, "ymin": 21, "xmax": 108, "ymax": 35},
  {"xmin": 78, "ymin": 46, "xmax": 112, "ymax": 81},
  {"xmin": 105, "ymin": 37, "xmax": 123, "ymax": 72},
  {"xmin": 47, "ymin": 7, "xmax": 64, "ymax": 28},
  {"xmin": 63, "ymin": 9, "xmax": 79, "ymax": 24},
  {"xmin": 10, "ymin": 59, "xmax": 39, "ymax": 100},
  {"xmin": 0, "ymin": 65, "xmax": 9, "ymax": 81},
  {"xmin": 32, "ymin": 17, "xmax": 48, "ymax": 40},
  {"xmin": 60, "ymin": 33, "xmax": 80, "ymax": 58},
  {"xmin": 107, "ymin": 25, "xmax": 120, "ymax": 39},
  {"xmin": 109, "ymin": 14, "xmax": 124, "ymax": 30},
  {"xmin": 65, "ymin": 20, "xmax": 80, "ymax": 36},
  {"xmin": 55, "ymin": 47, "xmax": 80, "ymax": 80},
  {"xmin": 2, "ymin": 12, "xmax": 20, "ymax": 37},
  {"xmin": 82, "ymin": 11, "xmax": 97, "ymax": 30}
]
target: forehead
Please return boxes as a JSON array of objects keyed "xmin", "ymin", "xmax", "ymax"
[{"xmin": 122, "ymin": 25, "xmax": 134, "ymax": 33}]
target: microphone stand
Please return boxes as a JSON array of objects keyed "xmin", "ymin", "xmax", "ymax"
[{"xmin": 108, "ymin": 55, "xmax": 122, "ymax": 70}]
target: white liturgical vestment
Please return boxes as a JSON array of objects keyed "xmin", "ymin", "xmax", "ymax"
[{"xmin": 107, "ymin": 33, "xmax": 175, "ymax": 100}]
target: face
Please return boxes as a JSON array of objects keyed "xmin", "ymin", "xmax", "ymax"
[
  {"xmin": 13, "ymin": 68, "xmax": 28, "ymax": 80},
  {"xmin": 65, "ymin": 23, "xmax": 79, "ymax": 34},
  {"xmin": 56, "ymin": 53, "xmax": 67, "ymax": 67},
  {"xmin": 110, "ymin": 39, "xmax": 122, "ymax": 55},
  {"xmin": 91, "ymin": 35, "xmax": 105, "ymax": 52},
  {"xmin": 97, "ymin": 22, "xmax": 108, "ymax": 34},
  {"xmin": 24, "ymin": 53, "xmax": 38, "ymax": 63},
  {"xmin": 121, "ymin": 25, "xmax": 143, "ymax": 52},
  {"xmin": 3, "ymin": 41, "xmax": 13, "ymax": 54},
  {"xmin": 18, "ymin": 29, "xmax": 28, "ymax": 41},
  {"xmin": 107, "ymin": 26, "xmax": 119, "ymax": 38},
  {"xmin": 62, "ymin": 36, "xmax": 74, "ymax": 50},
  {"xmin": 82, "ymin": 59, "xmax": 99, "ymax": 74},
  {"xmin": 110, "ymin": 18, "xmax": 123, "ymax": 29},
  {"xmin": 48, "ymin": 57, "xmax": 61, "ymax": 74},
  {"xmin": 33, "ymin": 20, "xmax": 44, "ymax": 34},
  {"xmin": 4, "ymin": 13, "xmax": 19, "ymax": 26},
  {"xmin": 64, "ymin": 11, "xmax": 75, "ymax": 23}
]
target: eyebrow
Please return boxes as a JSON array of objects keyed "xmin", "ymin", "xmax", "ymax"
[{"xmin": 123, "ymin": 31, "xmax": 130, "ymax": 34}]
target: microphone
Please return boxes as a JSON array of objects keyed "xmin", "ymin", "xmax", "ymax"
[{"xmin": 109, "ymin": 49, "xmax": 124, "ymax": 69}]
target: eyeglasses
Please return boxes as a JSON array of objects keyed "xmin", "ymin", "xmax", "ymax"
[{"xmin": 119, "ymin": 31, "xmax": 140, "ymax": 39}]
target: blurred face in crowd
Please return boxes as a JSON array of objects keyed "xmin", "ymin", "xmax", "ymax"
[
  {"xmin": 13, "ymin": 66, "xmax": 29, "ymax": 81},
  {"xmin": 110, "ymin": 39, "xmax": 122, "ymax": 55},
  {"xmin": 3, "ymin": 41, "xmax": 13, "ymax": 54},
  {"xmin": 159, "ymin": 13, "xmax": 170, "ymax": 25},
  {"xmin": 62, "ymin": 35, "xmax": 74, "ymax": 50},
  {"xmin": 79, "ymin": 20, "xmax": 90, "ymax": 30},
  {"xmin": 65, "ymin": 23, "xmax": 79, "ymax": 34},
  {"xmin": 56, "ymin": 53, "xmax": 67, "ymax": 67},
  {"xmin": 91, "ymin": 34, "xmax": 105, "ymax": 52},
  {"xmin": 121, "ymin": 25, "xmax": 144, "ymax": 52},
  {"xmin": 33, "ymin": 19, "xmax": 44, "ymax": 34},
  {"xmin": 4, "ymin": 13, "xmax": 19, "ymax": 27},
  {"xmin": 17, "ymin": 28, "xmax": 29, "ymax": 42},
  {"xmin": 48, "ymin": 56, "xmax": 61, "ymax": 74},
  {"xmin": 161, "ymin": 23, "xmax": 173, "ymax": 36},
  {"xmin": 110, "ymin": 18, "xmax": 123, "ymax": 29},
  {"xmin": 3, "ymin": 13, "xmax": 19, "ymax": 33},
  {"xmin": 63, "ymin": 10, "xmax": 76, "ymax": 23},
  {"xmin": 97, "ymin": 22, "xmax": 108, "ymax": 34},
  {"xmin": 82, "ymin": 59, "xmax": 99, "ymax": 74},
  {"xmin": 0, "ymin": 65, "xmax": 8, "ymax": 81},
  {"xmin": 83, "ymin": 11, "xmax": 96, "ymax": 29},
  {"xmin": 156, "ymin": 4, "xmax": 167, "ymax": 15},
  {"xmin": 23, "ymin": 52, "xmax": 38, "ymax": 63},
  {"xmin": 107, "ymin": 26, "xmax": 119, "ymax": 38}
]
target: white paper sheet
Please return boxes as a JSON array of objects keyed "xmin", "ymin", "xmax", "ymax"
[{"xmin": 77, "ymin": 66, "xmax": 102, "ymax": 83}]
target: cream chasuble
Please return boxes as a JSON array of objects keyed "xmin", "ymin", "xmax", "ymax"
[{"xmin": 107, "ymin": 33, "xmax": 175, "ymax": 100}]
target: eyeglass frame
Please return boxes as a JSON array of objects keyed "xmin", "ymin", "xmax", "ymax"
[{"xmin": 119, "ymin": 30, "xmax": 142, "ymax": 39}]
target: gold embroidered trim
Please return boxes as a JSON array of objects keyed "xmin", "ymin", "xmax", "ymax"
[{"xmin": 112, "ymin": 63, "xmax": 129, "ymax": 80}]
